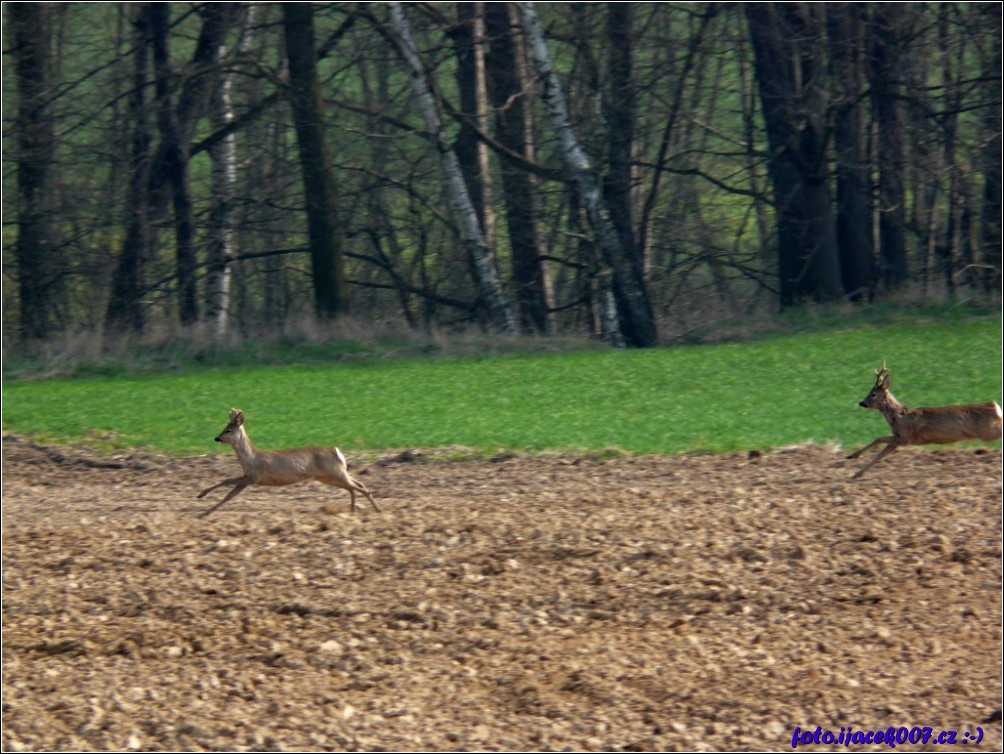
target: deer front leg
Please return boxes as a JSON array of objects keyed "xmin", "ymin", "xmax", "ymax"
[
  {"xmin": 851, "ymin": 442, "xmax": 900, "ymax": 480},
  {"xmin": 846, "ymin": 435, "xmax": 896, "ymax": 459},
  {"xmin": 198, "ymin": 479, "xmax": 251, "ymax": 517},
  {"xmin": 198, "ymin": 475, "xmax": 248, "ymax": 499}
]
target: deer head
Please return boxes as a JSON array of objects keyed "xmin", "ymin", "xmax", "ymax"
[
  {"xmin": 214, "ymin": 408, "xmax": 245, "ymax": 444},
  {"xmin": 859, "ymin": 363, "xmax": 891, "ymax": 409}
]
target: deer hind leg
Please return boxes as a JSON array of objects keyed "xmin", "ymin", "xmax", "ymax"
[
  {"xmin": 851, "ymin": 442, "xmax": 900, "ymax": 480},
  {"xmin": 322, "ymin": 476, "xmax": 381, "ymax": 513},
  {"xmin": 352, "ymin": 478, "xmax": 381, "ymax": 512},
  {"xmin": 199, "ymin": 480, "xmax": 251, "ymax": 517}
]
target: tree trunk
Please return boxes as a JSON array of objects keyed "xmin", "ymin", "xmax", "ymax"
[
  {"xmin": 282, "ymin": 2, "xmax": 349, "ymax": 319},
  {"xmin": 484, "ymin": 1, "xmax": 553, "ymax": 333},
  {"xmin": 868, "ymin": 3, "xmax": 909, "ymax": 290},
  {"xmin": 206, "ymin": 4, "xmax": 257, "ymax": 341},
  {"xmin": 148, "ymin": 3, "xmax": 235, "ymax": 327},
  {"xmin": 105, "ymin": 6, "xmax": 154, "ymax": 335},
  {"xmin": 387, "ymin": 1, "xmax": 517, "ymax": 335},
  {"xmin": 11, "ymin": 2, "xmax": 59, "ymax": 341},
  {"xmin": 453, "ymin": 3, "xmax": 496, "ymax": 252},
  {"xmin": 603, "ymin": 4, "xmax": 639, "ymax": 275},
  {"xmin": 746, "ymin": 3, "xmax": 844, "ymax": 307},
  {"xmin": 978, "ymin": 5, "xmax": 1002, "ymax": 294},
  {"xmin": 936, "ymin": 6, "xmax": 975, "ymax": 295},
  {"xmin": 518, "ymin": 1, "xmax": 655, "ymax": 347},
  {"xmin": 206, "ymin": 65, "xmax": 237, "ymax": 340},
  {"xmin": 827, "ymin": 3, "xmax": 875, "ymax": 302},
  {"xmin": 149, "ymin": 3, "xmax": 196, "ymax": 326}
]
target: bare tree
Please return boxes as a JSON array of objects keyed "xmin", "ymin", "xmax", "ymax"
[
  {"xmin": 868, "ymin": 3, "xmax": 909, "ymax": 290},
  {"xmin": 602, "ymin": 4, "xmax": 639, "ymax": 285},
  {"xmin": 282, "ymin": 2, "xmax": 349, "ymax": 319},
  {"xmin": 746, "ymin": 3, "xmax": 844, "ymax": 307},
  {"xmin": 827, "ymin": 3, "xmax": 875, "ymax": 301},
  {"xmin": 452, "ymin": 3, "xmax": 496, "ymax": 253},
  {"xmin": 387, "ymin": 1, "xmax": 517, "ymax": 335},
  {"xmin": 637, "ymin": 6, "xmax": 717, "ymax": 275},
  {"xmin": 206, "ymin": 3, "xmax": 258, "ymax": 340},
  {"xmin": 484, "ymin": 1, "xmax": 553, "ymax": 333},
  {"xmin": 11, "ymin": 2, "xmax": 60, "ymax": 341},
  {"xmin": 976, "ymin": 4, "xmax": 1002, "ymax": 293},
  {"xmin": 105, "ymin": 5, "xmax": 154, "ymax": 335},
  {"xmin": 148, "ymin": 3, "xmax": 236, "ymax": 326},
  {"xmin": 517, "ymin": 1, "xmax": 656, "ymax": 347}
]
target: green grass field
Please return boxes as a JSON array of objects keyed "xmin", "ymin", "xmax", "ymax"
[{"xmin": 3, "ymin": 317, "xmax": 1001, "ymax": 457}]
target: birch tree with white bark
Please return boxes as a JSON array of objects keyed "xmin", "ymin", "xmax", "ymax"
[
  {"xmin": 517, "ymin": 1, "xmax": 656, "ymax": 348},
  {"xmin": 387, "ymin": 1, "xmax": 517, "ymax": 335},
  {"xmin": 206, "ymin": 4, "xmax": 257, "ymax": 341}
]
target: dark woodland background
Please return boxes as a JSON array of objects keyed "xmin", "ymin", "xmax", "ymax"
[{"xmin": 4, "ymin": 2, "xmax": 1001, "ymax": 349}]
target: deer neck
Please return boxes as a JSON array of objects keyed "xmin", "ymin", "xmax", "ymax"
[
  {"xmin": 230, "ymin": 428, "xmax": 258, "ymax": 467},
  {"xmin": 880, "ymin": 391, "xmax": 910, "ymax": 427}
]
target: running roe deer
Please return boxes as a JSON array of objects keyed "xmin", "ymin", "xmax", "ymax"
[
  {"xmin": 197, "ymin": 408, "xmax": 380, "ymax": 517},
  {"xmin": 846, "ymin": 364, "xmax": 1003, "ymax": 479}
]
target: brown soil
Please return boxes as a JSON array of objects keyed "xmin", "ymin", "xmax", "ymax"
[{"xmin": 3, "ymin": 435, "xmax": 1002, "ymax": 752}]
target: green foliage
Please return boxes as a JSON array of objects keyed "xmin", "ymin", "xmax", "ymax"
[{"xmin": 4, "ymin": 317, "xmax": 1000, "ymax": 456}]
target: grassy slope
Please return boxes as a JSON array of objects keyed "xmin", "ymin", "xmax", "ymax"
[{"xmin": 3, "ymin": 319, "xmax": 1001, "ymax": 456}]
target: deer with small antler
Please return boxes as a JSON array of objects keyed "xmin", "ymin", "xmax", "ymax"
[
  {"xmin": 846, "ymin": 364, "xmax": 1002, "ymax": 479},
  {"xmin": 197, "ymin": 409, "xmax": 380, "ymax": 517}
]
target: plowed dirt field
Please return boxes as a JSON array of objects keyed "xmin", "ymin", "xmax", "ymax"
[{"xmin": 3, "ymin": 435, "xmax": 1002, "ymax": 752}]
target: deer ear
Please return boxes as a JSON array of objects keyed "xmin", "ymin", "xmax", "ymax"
[{"xmin": 229, "ymin": 408, "xmax": 245, "ymax": 425}]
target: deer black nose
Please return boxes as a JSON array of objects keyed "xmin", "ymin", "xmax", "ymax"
[
  {"xmin": 214, "ymin": 436, "xmax": 224, "ymax": 443},
  {"xmin": 858, "ymin": 401, "xmax": 868, "ymax": 408}
]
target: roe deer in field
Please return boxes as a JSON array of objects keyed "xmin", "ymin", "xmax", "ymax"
[
  {"xmin": 197, "ymin": 408, "xmax": 380, "ymax": 517},
  {"xmin": 846, "ymin": 365, "xmax": 1002, "ymax": 479}
]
